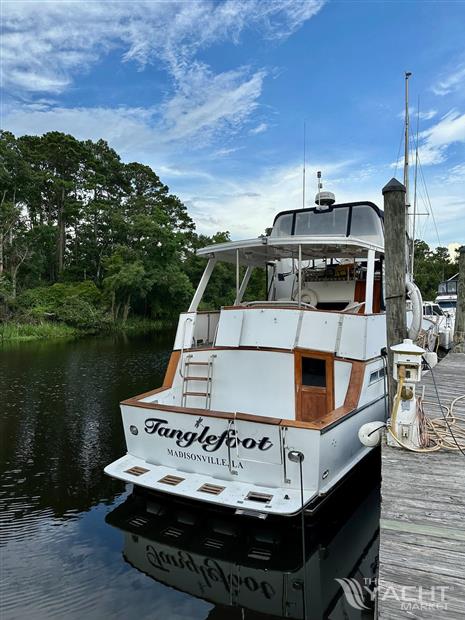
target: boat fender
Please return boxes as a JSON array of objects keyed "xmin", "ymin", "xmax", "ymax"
[
  {"xmin": 358, "ymin": 421, "xmax": 385, "ymax": 447},
  {"xmin": 406, "ymin": 279, "xmax": 422, "ymax": 341}
]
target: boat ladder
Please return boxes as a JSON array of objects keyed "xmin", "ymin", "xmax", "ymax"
[{"xmin": 181, "ymin": 354, "xmax": 216, "ymax": 409}]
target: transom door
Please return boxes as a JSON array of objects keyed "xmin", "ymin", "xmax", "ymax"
[{"xmin": 295, "ymin": 350, "xmax": 334, "ymax": 423}]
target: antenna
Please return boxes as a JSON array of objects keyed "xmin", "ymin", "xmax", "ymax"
[{"xmin": 302, "ymin": 122, "xmax": 306, "ymax": 209}]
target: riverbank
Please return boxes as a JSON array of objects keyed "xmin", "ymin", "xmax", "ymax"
[{"xmin": 0, "ymin": 318, "xmax": 170, "ymax": 342}]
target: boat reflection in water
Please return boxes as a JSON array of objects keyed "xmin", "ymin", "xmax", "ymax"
[{"xmin": 106, "ymin": 459, "xmax": 380, "ymax": 620}]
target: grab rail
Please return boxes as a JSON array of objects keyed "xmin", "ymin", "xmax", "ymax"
[{"xmin": 178, "ymin": 316, "xmax": 193, "ymax": 378}]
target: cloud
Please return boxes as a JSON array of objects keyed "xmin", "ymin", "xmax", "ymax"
[
  {"xmin": 420, "ymin": 109, "xmax": 465, "ymax": 148},
  {"xmin": 2, "ymin": 1, "xmax": 325, "ymax": 145},
  {"xmin": 2, "ymin": 104, "xmax": 158, "ymax": 156},
  {"xmin": 432, "ymin": 63, "xmax": 465, "ymax": 96},
  {"xmin": 2, "ymin": 64, "xmax": 266, "ymax": 149},
  {"xmin": 397, "ymin": 108, "xmax": 437, "ymax": 121},
  {"xmin": 160, "ymin": 66, "xmax": 267, "ymax": 143},
  {"xmin": 2, "ymin": 0, "xmax": 325, "ymax": 95},
  {"xmin": 249, "ymin": 122, "xmax": 269, "ymax": 135},
  {"xmin": 390, "ymin": 109, "xmax": 465, "ymax": 168},
  {"xmin": 183, "ymin": 157, "xmax": 358, "ymax": 238}
]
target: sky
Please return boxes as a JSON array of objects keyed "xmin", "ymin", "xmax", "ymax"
[{"xmin": 1, "ymin": 0, "xmax": 465, "ymax": 248}]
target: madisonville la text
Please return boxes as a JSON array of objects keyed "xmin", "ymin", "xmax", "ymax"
[{"xmin": 144, "ymin": 418, "xmax": 273, "ymax": 453}]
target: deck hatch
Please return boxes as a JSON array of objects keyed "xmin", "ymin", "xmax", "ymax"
[
  {"xmin": 125, "ymin": 466, "xmax": 150, "ymax": 477},
  {"xmin": 245, "ymin": 491, "xmax": 273, "ymax": 504},
  {"xmin": 197, "ymin": 483, "xmax": 225, "ymax": 495},
  {"xmin": 158, "ymin": 474, "xmax": 185, "ymax": 486}
]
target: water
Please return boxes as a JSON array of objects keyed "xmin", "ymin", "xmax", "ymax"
[{"xmin": 1, "ymin": 333, "xmax": 380, "ymax": 619}]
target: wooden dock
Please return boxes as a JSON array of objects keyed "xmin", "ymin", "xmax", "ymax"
[{"xmin": 378, "ymin": 352, "xmax": 465, "ymax": 619}]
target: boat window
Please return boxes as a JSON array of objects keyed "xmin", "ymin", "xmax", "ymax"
[
  {"xmin": 350, "ymin": 205, "xmax": 383, "ymax": 243},
  {"xmin": 438, "ymin": 301, "xmax": 456, "ymax": 309},
  {"xmin": 295, "ymin": 207, "xmax": 349, "ymax": 236},
  {"xmin": 439, "ymin": 281, "xmax": 457, "ymax": 295},
  {"xmin": 302, "ymin": 357, "xmax": 326, "ymax": 387},
  {"xmin": 369, "ymin": 370, "xmax": 379, "ymax": 383},
  {"xmin": 424, "ymin": 305, "xmax": 432, "ymax": 316},
  {"xmin": 432, "ymin": 304, "xmax": 444, "ymax": 316},
  {"xmin": 271, "ymin": 213, "xmax": 293, "ymax": 237}
]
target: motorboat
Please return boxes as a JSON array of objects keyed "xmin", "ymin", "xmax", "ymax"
[
  {"xmin": 422, "ymin": 300, "xmax": 454, "ymax": 351},
  {"xmin": 105, "ymin": 195, "xmax": 419, "ymax": 516}
]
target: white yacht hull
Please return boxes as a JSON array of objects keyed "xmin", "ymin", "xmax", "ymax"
[{"xmin": 105, "ymin": 396, "xmax": 385, "ymax": 516}]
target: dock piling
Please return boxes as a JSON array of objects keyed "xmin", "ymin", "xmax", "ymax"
[
  {"xmin": 453, "ymin": 245, "xmax": 465, "ymax": 353},
  {"xmin": 382, "ymin": 178, "xmax": 408, "ymax": 406}
]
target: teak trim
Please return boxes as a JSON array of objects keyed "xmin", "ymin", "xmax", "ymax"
[
  {"xmin": 222, "ymin": 304, "xmax": 384, "ymax": 316},
  {"xmin": 121, "ymin": 351, "xmax": 180, "ymax": 403},
  {"xmin": 286, "ymin": 360, "xmax": 365, "ymax": 429},
  {"xmin": 121, "ymin": 347, "xmax": 367, "ymax": 432}
]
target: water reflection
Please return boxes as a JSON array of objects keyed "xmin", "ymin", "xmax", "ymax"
[
  {"xmin": 1, "ymin": 333, "xmax": 380, "ymax": 619},
  {"xmin": 0, "ymin": 332, "xmax": 173, "ymax": 539},
  {"xmin": 107, "ymin": 470, "xmax": 379, "ymax": 619}
]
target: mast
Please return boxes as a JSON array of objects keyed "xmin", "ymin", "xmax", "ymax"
[
  {"xmin": 404, "ymin": 71, "xmax": 412, "ymax": 271},
  {"xmin": 411, "ymin": 98, "xmax": 420, "ymax": 275},
  {"xmin": 302, "ymin": 121, "xmax": 306, "ymax": 209},
  {"xmin": 404, "ymin": 72, "xmax": 412, "ymax": 208}
]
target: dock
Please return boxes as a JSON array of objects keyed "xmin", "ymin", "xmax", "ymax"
[{"xmin": 378, "ymin": 352, "xmax": 465, "ymax": 619}]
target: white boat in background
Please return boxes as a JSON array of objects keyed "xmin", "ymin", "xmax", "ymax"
[
  {"xmin": 105, "ymin": 193, "xmax": 424, "ymax": 516},
  {"xmin": 422, "ymin": 300, "xmax": 454, "ymax": 351},
  {"xmin": 435, "ymin": 274, "xmax": 458, "ymax": 317}
]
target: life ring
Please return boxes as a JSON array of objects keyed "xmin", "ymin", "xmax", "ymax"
[{"xmin": 300, "ymin": 287, "xmax": 318, "ymax": 307}]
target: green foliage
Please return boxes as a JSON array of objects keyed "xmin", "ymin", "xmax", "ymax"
[
  {"xmin": 0, "ymin": 321, "xmax": 77, "ymax": 341},
  {"xmin": 55, "ymin": 298, "xmax": 109, "ymax": 331},
  {"xmin": 413, "ymin": 240, "xmax": 458, "ymax": 300}
]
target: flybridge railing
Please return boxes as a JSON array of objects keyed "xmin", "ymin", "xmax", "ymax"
[{"xmin": 173, "ymin": 306, "xmax": 386, "ymax": 361}]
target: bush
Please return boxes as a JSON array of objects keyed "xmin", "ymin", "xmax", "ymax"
[
  {"xmin": 15, "ymin": 281, "xmax": 106, "ymax": 331},
  {"xmin": 55, "ymin": 297, "xmax": 109, "ymax": 331}
]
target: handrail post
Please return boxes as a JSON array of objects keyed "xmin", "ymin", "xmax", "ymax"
[{"xmin": 298, "ymin": 244, "xmax": 302, "ymax": 308}]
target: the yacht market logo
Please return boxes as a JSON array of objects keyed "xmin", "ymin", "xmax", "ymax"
[
  {"xmin": 144, "ymin": 417, "xmax": 273, "ymax": 453},
  {"xmin": 336, "ymin": 577, "xmax": 450, "ymax": 612}
]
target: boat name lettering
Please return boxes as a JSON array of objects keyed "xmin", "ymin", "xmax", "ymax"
[
  {"xmin": 167, "ymin": 449, "xmax": 244, "ymax": 468},
  {"xmin": 146, "ymin": 545, "xmax": 276, "ymax": 599},
  {"xmin": 144, "ymin": 418, "xmax": 273, "ymax": 452}
]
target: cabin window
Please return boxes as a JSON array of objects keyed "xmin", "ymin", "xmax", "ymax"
[
  {"xmin": 271, "ymin": 213, "xmax": 293, "ymax": 237},
  {"xmin": 424, "ymin": 306, "xmax": 432, "ymax": 316},
  {"xmin": 302, "ymin": 357, "xmax": 326, "ymax": 387},
  {"xmin": 350, "ymin": 205, "xmax": 383, "ymax": 242},
  {"xmin": 439, "ymin": 301, "xmax": 456, "ymax": 309},
  {"xmin": 295, "ymin": 207, "xmax": 349, "ymax": 237}
]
